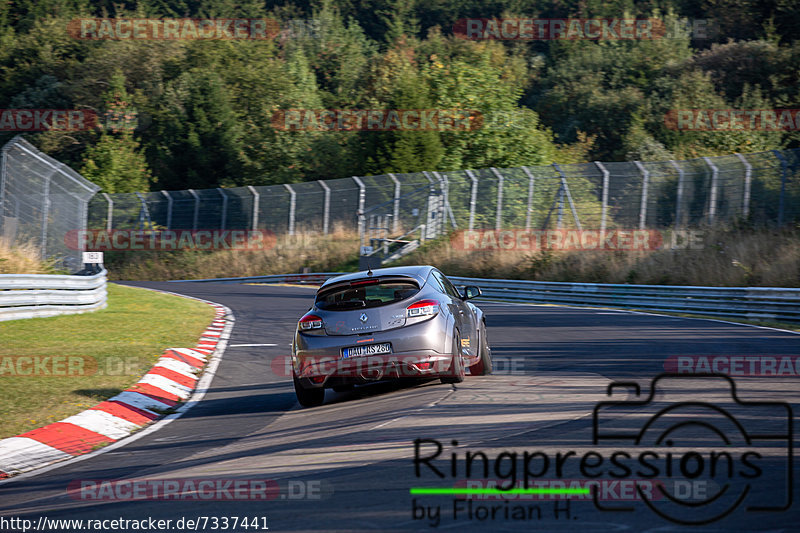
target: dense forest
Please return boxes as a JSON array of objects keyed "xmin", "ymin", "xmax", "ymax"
[{"xmin": 0, "ymin": 0, "xmax": 798, "ymax": 193}]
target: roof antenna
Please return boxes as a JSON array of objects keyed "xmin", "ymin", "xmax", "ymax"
[{"xmin": 367, "ymin": 263, "xmax": 373, "ymax": 276}]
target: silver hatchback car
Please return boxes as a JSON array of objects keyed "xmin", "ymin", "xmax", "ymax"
[{"xmin": 292, "ymin": 265, "xmax": 492, "ymax": 406}]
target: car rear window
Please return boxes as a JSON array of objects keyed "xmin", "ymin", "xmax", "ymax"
[{"xmin": 316, "ymin": 279, "xmax": 420, "ymax": 310}]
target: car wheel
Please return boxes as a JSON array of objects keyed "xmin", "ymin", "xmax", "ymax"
[
  {"xmin": 294, "ymin": 375, "xmax": 325, "ymax": 407},
  {"xmin": 441, "ymin": 330, "xmax": 465, "ymax": 384},
  {"xmin": 468, "ymin": 321, "xmax": 493, "ymax": 376}
]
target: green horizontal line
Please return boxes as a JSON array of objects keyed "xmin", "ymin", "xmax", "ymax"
[{"xmin": 410, "ymin": 487, "xmax": 590, "ymax": 496}]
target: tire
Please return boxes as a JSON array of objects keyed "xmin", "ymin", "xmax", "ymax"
[
  {"xmin": 468, "ymin": 321, "xmax": 493, "ymax": 376},
  {"xmin": 441, "ymin": 330, "xmax": 465, "ymax": 384},
  {"xmin": 294, "ymin": 375, "xmax": 325, "ymax": 407}
]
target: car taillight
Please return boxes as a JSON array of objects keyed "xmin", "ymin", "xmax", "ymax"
[
  {"xmin": 299, "ymin": 314, "xmax": 323, "ymax": 331},
  {"xmin": 406, "ymin": 299, "xmax": 439, "ymax": 317}
]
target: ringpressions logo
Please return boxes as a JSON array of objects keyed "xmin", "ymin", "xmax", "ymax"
[{"xmin": 411, "ymin": 374, "xmax": 793, "ymax": 526}]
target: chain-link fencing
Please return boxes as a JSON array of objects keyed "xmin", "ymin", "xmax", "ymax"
[
  {"xmin": 87, "ymin": 149, "xmax": 799, "ymax": 241},
  {"xmin": 0, "ymin": 136, "xmax": 100, "ymax": 272},
  {"xmin": 4, "ymin": 136, "xmax": 798, "ymax": 270}
]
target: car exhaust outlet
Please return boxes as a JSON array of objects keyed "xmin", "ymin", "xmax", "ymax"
[{"xmin": 360, "ymin": 368, "xmax": 384, "ymax": 381}]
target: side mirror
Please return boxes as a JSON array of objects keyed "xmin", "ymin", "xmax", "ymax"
[{"xmin": 462, "ymin": 285, "xmax": 481, "ymax": 300}]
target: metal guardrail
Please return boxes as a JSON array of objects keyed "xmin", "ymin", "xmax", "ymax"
[
  {"xmin": 174, "ymin": 271, "xmax": 800, "ymax": 323},
  {"xmin": 0, "ymin": 269, "xmax": 108, "ymax": 321},
  {"xmin": 448, "ymin": 277, "xmax": 800, "ymax": 323}
]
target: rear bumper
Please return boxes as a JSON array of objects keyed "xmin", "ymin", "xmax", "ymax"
[
  {"xmin": 293, "ymin": 317, "xmax": 460, "ymax": 387},
  {"xmin": 294, "ymin": 353, "xmax": 453, "ymax": 388}
]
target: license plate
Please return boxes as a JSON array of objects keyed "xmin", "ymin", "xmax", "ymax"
[{"xmin": 342, "ymin": 342, "xmax": 392, "ymax": 358}]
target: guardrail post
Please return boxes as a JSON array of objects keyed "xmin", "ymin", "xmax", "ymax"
[
  {"xmin": 358, "ymin": 212, "xmax": 366, "ymax": 249},
  {"xmin": 551, "ymin": 164, "xmax": 564, "ymax": 228},
  {"xmin": 669, "ymin": 160, "xmax": 686, "ymax": 228},
  {"xmin": 772, "ymin": 150, "xmax": 788, "ymax": 226},
  {"xmin": 465, "ymin": 169, "xmax": 478, "ymax": 230},
  {"xmin": 353, "ymin": 176, "xmax": 366, "ymax": 242},
  {"xmin": 40, "ymin": 169, "xmax": 55, "ymax": 259},
  {"xmin": 188, "ymin": 189, "xmax": 200, "ymax": 231},
  {"xmin": 317, "ymin": 181, "xmax": 330, "ymax": 234},
  {"xmin": 217, "ymin": 188, "xmax": 228, "ymax": 230},
  {"xmin": 283, "ymin": 183, "xmax": 296, "ymax": 235},
  {"xmin": 552, "ymin": 163, "xmax": 581, "ymax": 230},
  {"xmin": 80, "ymin": 193, "xmax": 90, "ymax": 256},
  {"xmin": 247, "ymin": 185, "xmax": 260, "ymax": 230},
  {"xmin": 734, "ymin": 153, "xmax": 751, "ymax": 219},
  {"xmin": 134, "ymin": 191, "xmax": 153, "ymax": 230},
  {"xmin": 433, "ymin": 171, "xmax": 457, "ymax": 229},
  {"xmin": 422, "ymin": 172, "xmax": 439, "ymax": 238},
  {"xmin": 160, "ymin": 191, "xmax": 172, "ymax": 229},
  {"xmin": 594, "ymin": 161, "xmax": 609, "ymax": 233},
  {"xmin": 634, "ymin": 161, "xmax": 650, "ymax": 229},
  {"xmin": 702, "ymin": 156, "xmax": 719, "ymax": 225},
  {"xmin": 102, "ymin": 192, "xmax": 114, "ymax": 231},
  {"xmin": 388, "ymin": 173, "xmax": 400, "ymax": 233},
  {"xmin": 428, "ymin": 171, "xmax": 444, "ymax": 234},
  {"xmin": 0, "ymin": 143, "xmax": 7, "ymax": 220},
  {"xmin": 521, "ymin": 166, "xmax": 535, "ymax": 230},
  {"xmin": 382, "ymin": 215, "xmax": 389, "ymax": 255},
  {"xmin": 490, "ymin": 168, "xmax": 505, "ymax": 230}
]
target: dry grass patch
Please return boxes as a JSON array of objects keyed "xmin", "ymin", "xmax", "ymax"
[
  {"xmin": 106, "ymin": 225, "xmax": 359, "ymax": 281},
  {"xmin": 397, "ymin": 227, "xmax": 800, "ymax": 287},
  {"xmin": 0, "ymin": 240, "xmax": 55, "ymax": 274}
]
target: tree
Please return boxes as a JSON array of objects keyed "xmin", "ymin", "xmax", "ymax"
[
  {"xmin": 424, "ymin": 40, "xmax": 558, "ymax": 169},
  {"xmin": 361, "ymin": 38, "xmax": 444, "ymax": 174},
  {"xmin": 80, "ymin": 72, "xmax": 151, "ymax": 193},
  {"xmin": 148, "ymin": 69, "xmax": 245, "ymax": 190}
]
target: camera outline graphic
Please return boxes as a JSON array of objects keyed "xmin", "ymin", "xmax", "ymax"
[{"xmin": 591, "ymin": 373, "xmax": 793, "ymax": 526}]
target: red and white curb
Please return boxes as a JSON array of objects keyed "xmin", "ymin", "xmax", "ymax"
[{"xmin": 0, "ymin": 296, "xmax": 233, "ymax": 480}]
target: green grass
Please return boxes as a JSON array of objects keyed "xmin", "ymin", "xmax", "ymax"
[{"xmin": 0, "ymin": 283, "xmax": 214, "ymax": 439}]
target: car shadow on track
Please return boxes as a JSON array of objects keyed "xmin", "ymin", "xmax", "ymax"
[{"xmin": 324, "ymin": 377, "xmax": 446, "ymax": 406}]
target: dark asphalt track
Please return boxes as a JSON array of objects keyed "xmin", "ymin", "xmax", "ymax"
[{"xmin": 1, "ymin": 281, "xmax": 798, "ymax": 532}]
